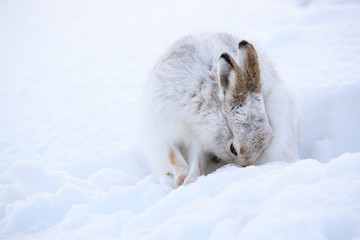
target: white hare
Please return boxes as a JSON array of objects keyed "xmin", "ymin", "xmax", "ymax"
[{"xmin": 142, "ymin": 33, "xmax": 298, "ymax": 187}]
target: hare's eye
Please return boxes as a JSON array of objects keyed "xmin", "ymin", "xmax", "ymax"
[{"xmin": 230, "ymin": 143, "xmax": 237, "ymax": 156}]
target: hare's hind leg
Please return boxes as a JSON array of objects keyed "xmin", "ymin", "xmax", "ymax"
[{"xmin": 169, "ymin": 148, "xmax": 189, "ymax": 187}]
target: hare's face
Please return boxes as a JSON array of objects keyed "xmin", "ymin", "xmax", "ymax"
[
  {"xmin": 212, "ymin": 93, "xmax": 272, "ymax": 166},
  {"xmin": 215, "ymin": 40, "xmax": 273, "ymax": 166},
  {"xmin": 225, "ymin": 94, "xmax": 273, "ymax": 166}
]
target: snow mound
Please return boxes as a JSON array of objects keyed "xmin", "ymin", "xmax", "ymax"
[
  {"xmin": 121, "ymin": 154, "xmax": 360, "ymax": 240},
  {"xmin": 1, "ymin": 154, "xmax": 359, "ymax": 239}
]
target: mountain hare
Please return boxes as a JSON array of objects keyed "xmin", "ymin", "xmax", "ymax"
[{"xmin": 142, "ymin": 33, "xmax": 298, "ymax": 187}]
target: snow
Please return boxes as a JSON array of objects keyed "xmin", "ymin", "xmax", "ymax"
[{"xmin": 0, "ymin": 0, "xmax": 360, "ymax": 239}]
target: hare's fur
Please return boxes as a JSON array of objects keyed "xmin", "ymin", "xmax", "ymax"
[{"xmin": 142, "ymin": 33, "xmax": 298, "ymax": 187}]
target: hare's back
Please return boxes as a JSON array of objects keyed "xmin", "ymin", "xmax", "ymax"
[
  {"xmin": 146, "ymin": 34, "xmax": 241, "ymax": 116},
  {"xmin": 152, "ymin": 34, "xmax": 239, "ymax": 80}
]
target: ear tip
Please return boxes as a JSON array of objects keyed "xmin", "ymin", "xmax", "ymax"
[
  {"xmin": 239, "ymin": 40, "xmax": 254, "ymax": 49},
  {"xmin": 219, "ymin": 53, "xmax": 233, "ymax": 67},
  {"xmin": 219, "ymin": 53, "xmax": 229, "ymax": 59}
]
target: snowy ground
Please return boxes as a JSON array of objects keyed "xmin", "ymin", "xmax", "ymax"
[{"xmin": 1, "ymin": 0, "xmax": 360, "ymax": 239}]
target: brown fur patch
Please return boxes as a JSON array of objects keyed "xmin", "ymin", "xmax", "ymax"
[
  {"xmin": 176, "ymin": 175, "xmax": 186, "ymax": 187},
  {"xmin": 198, "ymin": 161, "xmax": 203, "ymax": 176},
  {"xmin": 219, "ymin": 53, "xmax": 247, "ymax": 104},
  {"xmin": 231, "ymin": 70, "xmax": 247, "ymax": 104},
  {"xmin": 240, "ymin": 42, "xmax": 261, "ymax": 93},
  {"xmin": 169, "ymin": 150, "xmax": 176, "ymax": 165}
]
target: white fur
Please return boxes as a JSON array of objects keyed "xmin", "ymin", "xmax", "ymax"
[{"xmin": 141, "ymin": 33, "xmax": 298, "ymax": 187}]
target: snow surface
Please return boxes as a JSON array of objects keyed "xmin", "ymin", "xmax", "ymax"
[{"xmin": 1, "ymin": 0, "xmax": 360, "ymax": 239}]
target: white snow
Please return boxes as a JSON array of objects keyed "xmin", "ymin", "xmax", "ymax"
[{"xmin": 1, "ymin": 0, "xmax": 360, "ymax": 239}]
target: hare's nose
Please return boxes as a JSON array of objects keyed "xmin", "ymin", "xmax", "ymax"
[
  {"xmin": 239, "ymin": 146, "xmax": 246, "ymax": 155},
  {"xmin": 239, "ymin": 145, "xmax": 251, "ymax": 157},
  {"xmin": 242, "ymin": 159, "xmax": 252, "ymax": 167}
]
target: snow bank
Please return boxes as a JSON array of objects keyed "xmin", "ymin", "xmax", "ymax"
[
  {"xmin": 120, "ymin": 154, "xmax": 360, "ymax": 240},
  {"xmin": 1, "ymin": 154, "xmax": 359, "ymax": 239},
  {"xmin": 299, "ymin": 80, "xmax": 360, "ymax": 162},
  {"xmin": 0, "ymin": 0, "xmax": 359, "ymax": 239}
]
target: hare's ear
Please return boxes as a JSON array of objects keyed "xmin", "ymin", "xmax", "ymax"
[
  {"xmin": 238, "ymin": 41, "xmax": 261, "ymax": 93},
  {"xmin": 218, "ymin": 53, "xmax": 247, "ymax": 104}
]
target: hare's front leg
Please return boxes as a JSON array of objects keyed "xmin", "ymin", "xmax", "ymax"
[
  {"xmin": 169, "ymin": 148, "xmax": 189, "ymax": 187},
  {"xmin": 183, "ymin": 148, "xmax": 204, "ymax": 186}
]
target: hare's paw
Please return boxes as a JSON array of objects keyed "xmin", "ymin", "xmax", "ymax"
[
  {"xmin": 169, "ymin": 148, "xmax": 189, "ymax": 188},
  {"xmin": 183, "ymin": 161, "xmax": 203, "ymax": 186},
  {"xmin": 183, "ymin": 175, "xmax": 198, "ymax": 186}
]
